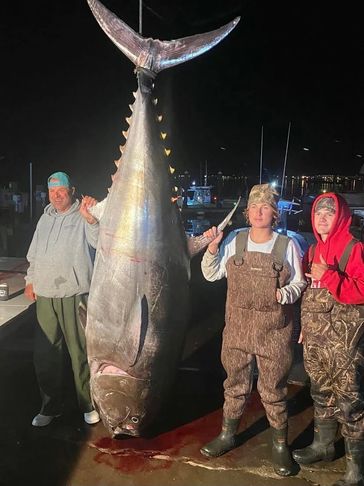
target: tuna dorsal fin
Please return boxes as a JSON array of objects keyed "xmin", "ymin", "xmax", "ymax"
[{"xmin": 87, "ymin": 0, "xmax": 240, "ymax": 74}]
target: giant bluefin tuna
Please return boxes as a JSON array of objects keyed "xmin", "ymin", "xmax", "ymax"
[{"xmin": 85, "ymin": 0, "xmax": 240, "ymax": 437}]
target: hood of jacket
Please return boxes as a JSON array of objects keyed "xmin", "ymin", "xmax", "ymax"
[
  {"xmin": 311, "ymin": 192, "xmax": 352, "ymax": 266},
  {"xmin": 44, "ymin": 199, "xmax": 80, "ymax": 217}
]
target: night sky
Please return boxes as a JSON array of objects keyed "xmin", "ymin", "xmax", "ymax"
[{"xmin": 1, "ymin": 0, "xmax": 363, "ymax": 197}]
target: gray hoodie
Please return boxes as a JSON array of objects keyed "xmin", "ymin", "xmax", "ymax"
[{"xmin": 25, "ymin": 200, "xmax": 99, "ymax": 298}]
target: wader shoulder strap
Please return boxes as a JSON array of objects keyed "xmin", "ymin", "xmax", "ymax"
[
  {"xmin": 308, "ymin": 239, "xmax": 358, "ymax": 273},
  {"xmin": 271, "ymin": 234, "xmax": 290, "ymax": 269},
  {"xmin": 339, "ymin": 238, "xmax": 359, "ymax": 273},
  {"xmin": 234, "ymin": 230, "xmax": 249, "ymax": 265}
]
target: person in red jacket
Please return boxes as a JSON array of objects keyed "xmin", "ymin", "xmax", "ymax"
[{"xmin": 293, "ymin": 193, "xmax": 364, "ymax": 486}]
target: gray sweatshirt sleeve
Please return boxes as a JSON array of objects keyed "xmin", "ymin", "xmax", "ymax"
[
  {"xmin": 84, "ymin": 220, "xmax": 99, "ymax": 249},
  {"xmin": 25, "ymin": 225, "xmax": 39, "ymax": 285},
  {"xmin": 279, "ymin": 239, "xmax": 307, "ymax": 304}
]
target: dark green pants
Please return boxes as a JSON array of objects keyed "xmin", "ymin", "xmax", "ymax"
[{"xmin": 34, "ymin": 295, "xmax": 93, "ymax": 415}]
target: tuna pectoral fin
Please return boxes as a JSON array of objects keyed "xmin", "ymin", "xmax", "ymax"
[
  {"xmin": 123, "ymin": 295, "xmax": 149, "ymax": 367},
  {"xmin": 87, "ymin": 0, "xmax": 240, "ymax": 73},
  {"xmin": 187, "ymin": 197, "xmax": 242, "ymax": 257}
]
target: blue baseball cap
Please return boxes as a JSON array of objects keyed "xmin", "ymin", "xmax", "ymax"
[{"xmin": 47, "ymin": 171, "xmax": 72, "ymax": 188}]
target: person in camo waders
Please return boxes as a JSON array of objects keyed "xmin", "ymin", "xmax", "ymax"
[
  {"xmin": 293, "ymin": 193, "xmax": 364, "ymax": 486},
  {"xmin": 199, "ymin": 183, "xmax": 306, "ymax": 476}
]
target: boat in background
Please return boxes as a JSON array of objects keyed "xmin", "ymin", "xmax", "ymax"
[{"xmin": 185, "ymin": 185, "xmax": 215, "ymax": 207}]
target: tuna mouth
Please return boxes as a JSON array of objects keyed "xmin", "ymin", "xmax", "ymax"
[
  {"xmin": 98, "ymin": 362, "xmax": 131, "ymax": 377},
  {"xmin": 90, "ymin": 359, "xmax": 134, "ymax": 378},
  {"xmin": 105, "ymin": 405, "xmax": 144, "ymax": 437},
  {"xmin": 112, "ymin": 423, "xmax": 141, "ymax": 437}
]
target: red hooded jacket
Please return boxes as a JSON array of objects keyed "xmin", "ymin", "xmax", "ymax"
[{"xmin": 306, "ymin": 192, "xmax": 364, "ymax": 305}]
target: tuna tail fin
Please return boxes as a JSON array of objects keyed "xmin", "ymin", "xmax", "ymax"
[
  {"xmin": 187, "ymin": 197, "xmax": 242, "ymax": 257},
  {"xmin": 87, "ymin": 0, "xmax": 240, "ymax": 73}
]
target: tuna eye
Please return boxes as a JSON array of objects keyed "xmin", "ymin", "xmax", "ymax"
[{"xmin": 131, "ymin": 416, "xmax": 139, "ymax": 424}]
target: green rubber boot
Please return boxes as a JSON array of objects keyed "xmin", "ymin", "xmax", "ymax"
[
  {"xmin": 200, "ymin": 417, "xmax": 240, "ymax": 458},
  {"xmin": 272, "ymin": 427, "xmax": 296, "ymax": 476},
  {"xmin": 332, "ymin": 438, "xmax": 364, "ymax": 486},
  {"xmin": 292, "ymin": 419, "xmax": 337, "ymax": 464}
]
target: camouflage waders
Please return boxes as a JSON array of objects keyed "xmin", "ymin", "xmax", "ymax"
[
  {"xmin": 301, "ymin": 241, "xmax": 364, "ymax": 440},
  {"xmin": 222, "ymin": 233, "xmax": 293, "ymax": 429}
]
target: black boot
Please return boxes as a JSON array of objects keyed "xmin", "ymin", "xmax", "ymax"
[
  {"xmin": 271, "ymin": 427, "xmax": 295, "ymax": 476},
  {"xmin": 200, "ymin": 417, "xmax": 240, "ymax": 457},
  {"xmin": 332, "ymin": 438, "xmax": 364, "ymax": 486},
  {"xmin": 293, "ymin": 419, "xmax": 337, "ymax": 464}
]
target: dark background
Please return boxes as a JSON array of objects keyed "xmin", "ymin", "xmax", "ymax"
[{"xmin": 1, "ymin": 0, "xmax": 363, "ymax": 197}]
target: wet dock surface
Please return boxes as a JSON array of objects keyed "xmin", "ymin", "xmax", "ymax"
[{"xmin": 0, "ymin": 257, "xmax": 347, "ymax": 486}]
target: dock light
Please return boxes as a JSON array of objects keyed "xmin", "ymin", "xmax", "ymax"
[
  {"xmin": 271, "ymin": 181, "xmax": 277, "ymax": 188},
  {"xmin": 192, "ymin": 181, "xmax": 196, "ymax": 186},
  {"xmin": 303, "ymin": 147, "xmax": 310, "ymax": 151}
]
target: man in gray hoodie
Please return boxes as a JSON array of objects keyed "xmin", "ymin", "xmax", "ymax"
[{"xmin": 24, "ymin": 171, "xmax": 100, "ymax": 426}]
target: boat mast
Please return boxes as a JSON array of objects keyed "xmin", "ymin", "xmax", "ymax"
[
  {"xmin": 259, "ymin": 125, "xmax": 264, "ymax": 184},
  {"xmin": 280, "ymin": 121, "xmax": 291, "ymax": 198},
  {"xmin": 139, "ymin": 0, "xmax": 143, "ymax": 34}
]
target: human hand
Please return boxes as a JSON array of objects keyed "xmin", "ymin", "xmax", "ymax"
[
  {"xmin": 305, "ymin": 254, "xmax": 328, "ymax": 281},
  {"xmin": 276, "ymin": 289, "xmax": 282, "ymax": 303},
  {"xmin": 24, "ymin": 283, "xmax": 37, "ymax": 301},
  {"xmin": 204, "ymin": 226, "xmax": 223, "ymax": 255},
  {"xmin": 80, "ymin": 195, "xmax": 98, "ymax": 224}
]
